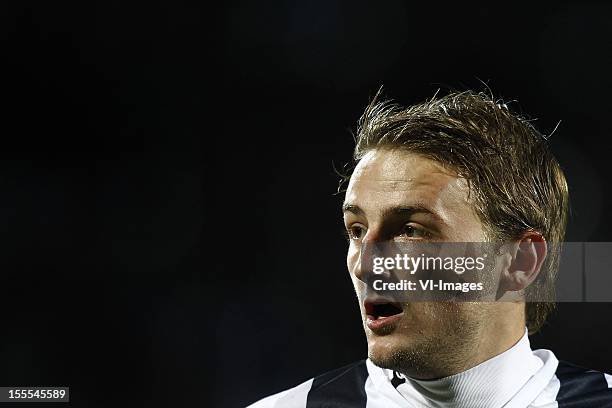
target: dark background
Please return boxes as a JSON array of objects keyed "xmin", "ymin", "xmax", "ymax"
[{"xmin": 1, "ymin": 1, "xmax": 612, "ymax": 407}]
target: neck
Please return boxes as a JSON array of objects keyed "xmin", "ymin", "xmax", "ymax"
[
  {"xmin": 459, "ymin": 309, "xmax": 526, "ymax": 376},
  {"xmin": 394, "ymin": 327, "xmax": 543, "ymax": 408}
]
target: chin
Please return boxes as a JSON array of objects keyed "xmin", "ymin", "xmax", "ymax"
[
  {"xmin": 367, "ymin": 332, "xmax": 414, "ymax": 367},
  {"xmin": 365, "ymin": 328, "xmax": 441, "ymax": 378},
  {"xmin": 367, "ymin": 340, "xmax": 398, "ymax": 368}
]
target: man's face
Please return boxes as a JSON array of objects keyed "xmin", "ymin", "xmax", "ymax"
[{"xmin": 343, "ymin": 148, "xmax": 493, "ymax": 378}]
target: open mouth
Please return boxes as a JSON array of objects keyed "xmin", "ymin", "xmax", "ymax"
[{"xmin": 365, "ymin": 300, "xmax": 403, "ymax": 320}]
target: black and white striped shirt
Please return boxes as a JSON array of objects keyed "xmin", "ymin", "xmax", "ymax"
[{"xmin": 248, "ymin": 332, "xmax": 612, "ymax": 407}]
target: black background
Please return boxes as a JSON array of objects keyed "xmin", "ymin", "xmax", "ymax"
[{"xmin": 2, "ymin": 1, "xmax": 612, "ymax": 407}]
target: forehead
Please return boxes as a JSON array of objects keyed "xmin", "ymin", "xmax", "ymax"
[
  {"xmin": 348, "ymin": 149, "xmax": 458, "ymax": 192},
  {"xmin": 344, "ymin": 148, "xmax": 474, "ymax": 222}
]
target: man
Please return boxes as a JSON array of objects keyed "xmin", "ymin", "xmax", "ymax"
[{"xmin": 248, "ymin": 90, "xmax": 612, "ymax": 407}]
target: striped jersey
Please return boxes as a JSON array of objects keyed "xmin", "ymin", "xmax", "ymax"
[{"xmin": 247, "ymin": 332, "xmax": 612, "ymax": 407}]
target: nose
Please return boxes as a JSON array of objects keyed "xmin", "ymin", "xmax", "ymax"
[{"xmin": 353, "ymin": 234, "xmax": 390, "ymax": 284}]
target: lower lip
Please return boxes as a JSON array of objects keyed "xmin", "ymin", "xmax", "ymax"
[{"xmin": 366, "ymin": 313, "xmax": 403, "ymax": 332}]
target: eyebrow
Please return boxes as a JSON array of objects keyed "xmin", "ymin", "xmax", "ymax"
[
  {"xmin": 342, "ymin": 203, "xmax": 446, "ymax": 224},
  {"xmin": 342, "ymin": 203, "xmax": 365, "ymax": 215}
]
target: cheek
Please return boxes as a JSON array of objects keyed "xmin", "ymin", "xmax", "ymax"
[
  {"xmin": 346, "ymin": 244, "xmax": 360, "ymax": 276},
  {"xmin": 403, "ymin": 303, "xmax": 454, "ymax": 326}
]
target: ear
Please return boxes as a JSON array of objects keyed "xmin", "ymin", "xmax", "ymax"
[{"xmin": 499, "ymin": 232, "xmax": 547, "ymax": 293}]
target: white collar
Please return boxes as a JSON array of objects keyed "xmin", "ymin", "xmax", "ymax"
[{"xmin": 380, "ymin": 329, "xmax": 544, "ymax": 408}]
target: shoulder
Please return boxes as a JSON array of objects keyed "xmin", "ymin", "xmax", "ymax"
[
  {"xmin": 246, "ymin": 377, "xmax": 313, "ymax": 408},
  {"xmin": 246, "ymin": 360, "xmax": 369, "ymax": 408},
  {"xmin": 554, "ymin": 360, "xmax": 612, "ymax": 406}
]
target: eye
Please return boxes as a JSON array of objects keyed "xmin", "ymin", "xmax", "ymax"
[
  {"xmin": 346, "ymin": 224, "xmax": 366, "ymax": 241},
  {"xmin": 402, "ymin": 224, "xmax": 429, "ymax": 239}
]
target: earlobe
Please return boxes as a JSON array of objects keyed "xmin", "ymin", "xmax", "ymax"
[{"xmin": 499, "ymin": 233, "xmax": 547, "ymax": 293}]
